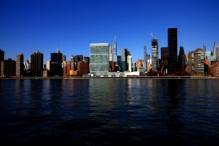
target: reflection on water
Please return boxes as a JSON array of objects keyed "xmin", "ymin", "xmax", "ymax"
[{"xmin": 0, "ymin": 78, "xmax": 219, "ymax": 145}]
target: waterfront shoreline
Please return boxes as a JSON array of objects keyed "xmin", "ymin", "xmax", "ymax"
[{"xmin": 1, "ymin": 76, "xmax": 219, "ymax": 79}]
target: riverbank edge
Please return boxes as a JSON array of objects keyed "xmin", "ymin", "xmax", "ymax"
[{"xmin": 1, "ymin": 76, "xmax": 219, "ymax": 79}]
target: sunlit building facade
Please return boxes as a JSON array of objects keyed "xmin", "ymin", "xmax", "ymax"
[
  {"xmin": 188, "ymin": 48, "xmax": 204, "ymax": 75},
  {"xmin": 16, "ymin": 53, "xmax": 24, "ymax": 76}
]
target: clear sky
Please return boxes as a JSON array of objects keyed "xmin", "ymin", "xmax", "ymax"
[{"xmin": 1, "ymin": 0, "xmax": 219, "ymax": 63}]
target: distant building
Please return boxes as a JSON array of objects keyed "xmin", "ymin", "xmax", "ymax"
[
  {"xmin": 63, "ymin": 61, "xmax": 74, "ymax": 77},
  {"xmin": 143, "ymin": 46, "xmax": 147, "ymax": 72},
  {"xmin": 78, "ymin": 61, "xmax": 89, "ymax": 76},
  {"xmin": 74, "ymin": 55, "xmax": 83, "ymax": 70},
  {"xmin": 1, "ymin": 58, "xmax": 16, "ymax": 77},
  {"xmin": 203, "ymin": 43, "xmax": 206, "ymax": 58},
  {"xmin": 121, "ymin": 48, "xmax": 127, "ymax": 72},
  {"xmin": 188, "ymin": 48, "xmax": 204, "ymax": 75},
  {"xmin": 16, "ymin": 53, "xmax": 24, "ymax": 77},
  {"xmin": 24, "ymin": 60, "xmax": 31, "ymax": 76},
  {"xmin": 90, "ymin": 43, "xmax": 109, "ymax": 75},
  {"xmin": 46, "ymin": 60, "xmax": 50, "ymax": 71},
  {"xmin": 206, "ymin": 50, "xmax": 215, "ymax": 65},
  {"xmin": 204, "ymin": 58, "xmax": 211, "ymax": 75},
  {"xmin": 146, "ymin": 54, "xmax": 151, "ymax": 72},
  {"xmin": 121, "ymin": 48, "xmax": 132, "ymax": 72},
  {"xmin": 71, "ymin": 55, "xmax": 74, "ymax": 62},
  {"xmin": 84, "ymin": 57, "xmax": 90, "ymax": 64},
  {"xmin": 151, "ymin": 38, "xmax": 158, "ymax": 71},
  {"xmin": 161, "ymin": 47, "xmax": 168, "ymax": 74},
  {"xmin": 112, "ymin": 36, "xmax": 117, "ymax": 62},
  {"xmin": 210, "ymin": 61, "xmax": 219, "ymax": 77},
  {"xmin": 168, "ymin": 28, "xmax": 178, "ymax": 74},
  {"xmin": 0, "ymin": 49, "xmax": 4, "ymax": 77},
  {"xmin": 62, "ymin": 55, "xmax": 66, "ymax": 62},
  {"xmin": 178, "ymin": 46, "xmax": 185, "ymax": 72},
  {"xmin": 109, "ymin": 45, "xmax": 113, "ymax": 62},
  {"xmin": 127, "ymin": 54, "xmax": 132, "ymax": 72},
  {"xmin": 30, "ymin": 51, "xmax": 43, "ymax": 76},
  {"xmin": 117, "ymin": 55, "xmax": 121, "ymax": 70},
  {"xmin": 136, "ymin": 59, "xmax": 143, "ymax": 69},
  {"xmin": 50, "ymin": 47, "xmax": 63, "ymax": 77},
  {"xmin": 213, "ymin": 42, "xmax": 217, "ymax": 60}
]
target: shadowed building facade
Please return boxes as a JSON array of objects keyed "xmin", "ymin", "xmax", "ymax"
[
  {"xmin": 0, "ymin": 49, "xmax": 4, "ymax": 77},
  {"xmin": 161, "ymin": 47, "xmax": 168, "ymax": 74},
  {"xmin": 168, "ymin": 28, "xmax": 178, "ymax": 74},
  {"xmin": 30, "ymin": 51, "xmax": 43, "ymax": 76},
  {"xmin": 50, "ymin": 48, "xmax": 63, "ymax": 77},
  {"xmin": 121, "ymin": 48, "xmax": 132, "ymax": 72},
  {"xmin": 178, "ymin": 46, "xmax": 185, "ymax": 72},
  {"xmin": 1, "ymin": 58, "xmax": 16, "ymax": 77}
]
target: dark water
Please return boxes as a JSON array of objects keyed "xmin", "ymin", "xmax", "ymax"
[{"xmin": 0, "ymin": 78, "xmax": 219, "ymax": 145}]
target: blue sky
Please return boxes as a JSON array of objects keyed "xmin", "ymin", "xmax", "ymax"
[{"xmin": 1, "ymin": 0, "xmax": 219, "ymax": 63}]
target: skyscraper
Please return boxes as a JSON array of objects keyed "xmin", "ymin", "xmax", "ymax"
[
  {"xmin": 74, "ymin": 55, "xmax": 83, "ymax": 70},
  {"xmin": 50, "ymin": 47, "xmax": 63, "ymax": 77},
  {"xmin": 121, "ymin": 48, "xmax": 128, "ymax": 72},
  {"xmin": 30, "ymin": 51, "xmax": 43, "ymax": 76},
  {"xmin": 213, "ymin": 42, "xmax": 217, "ymax": 60},
  {"xmin": 203, "ymin": 43, "xmax": 206, "ymax": 59},
  {"xmin": 151, "ymin": 38, "xmax": 158, "ymax": 71},
  {"xmin": 1, "ymin": 58, "xmax": 16, "ymax": 77},
  {"xmin": 143, "ymin": 46, "xmax": 147, "ymax": 72},
  {"xmin": 127, "ymin": 50, "xmax": 132, "ymax": 72},
  {"xmin": 0, "ymin": 49, "xmax": 4, "ymax": 77},
  {"xmin": 90, "ymin": 43, "xmax": 109, "ymax": 75},
  {"xmin": 168, "ymin": 28, "xmax": 178, "ymax": 74},
  {"xmin": 112, "ymin": 36, "xmax": 117, "ymax": 62},
  {"xmin": 0, "ymin": 49, "xmax": 4, "ymax": 61},
  {"xmin": 178, "ymin": 46, "xmax": 185, "ymax": 72},
  {"xmin": 161, "ymin": 47, "xmax": 168, "ymax": 74},
  {"xmin": 16, "ymin": 53, "xmax": 24, "ymax": 77},
  {"xmin": 109, "ymin": 45, "xmax": 113, "ymax": 62}
]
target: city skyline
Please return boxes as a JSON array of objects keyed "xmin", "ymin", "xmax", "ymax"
[{"xmin": 1, "ymin": 0, "xmax": 219, "ymax": 63}]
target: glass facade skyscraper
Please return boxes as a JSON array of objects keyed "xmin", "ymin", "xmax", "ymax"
[
  {"xmin": 151, "ymin": 38, "xmax": 158, "ymax": 71},
  {"xmin": 121, "ymin": 48, "xmax": 131, "ymax": 72},
  {"xmin": 206, "ymin": 50, "xmax": 214, "ymax": 64},
  {"xmin": 90, "ymin": 43, "xmax": 109, "ymax": 75},
  {"xmin": 168, "ymin": 28, "xmax": 178, "ymax": 74}
]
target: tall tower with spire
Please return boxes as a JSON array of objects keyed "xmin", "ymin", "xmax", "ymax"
[
  {"xmin": 112, "ymin": 36, "xmax": 117, "ymax": 62},
  {"xmin": 50, "ymin": 46, "xmax": 63, "ymax": 76},
  {"xmin": 57, "ymin": 45, "xmax": 60, "ymax": 53}
]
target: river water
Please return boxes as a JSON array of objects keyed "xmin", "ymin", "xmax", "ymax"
[{"xmin": 0, "ymin": 78, "xmax": 219, "ymax": 145}]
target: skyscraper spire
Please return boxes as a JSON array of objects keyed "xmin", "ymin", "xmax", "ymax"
[
  {"xmin": 57, "ymin": 45, "xmax": 60, "ymax": 53},
  {"xmin": 112, "ymin": 35, "xmax": 117, "ymax": 62}
]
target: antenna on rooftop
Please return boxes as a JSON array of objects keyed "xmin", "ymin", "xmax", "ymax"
[
  {"xmin": 150, "ymin": 32, "xmax": 153, "ymax": 38},
  {"xmin": 150, "ymin": 32, "xmax": 156, "ymax": 39}
]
